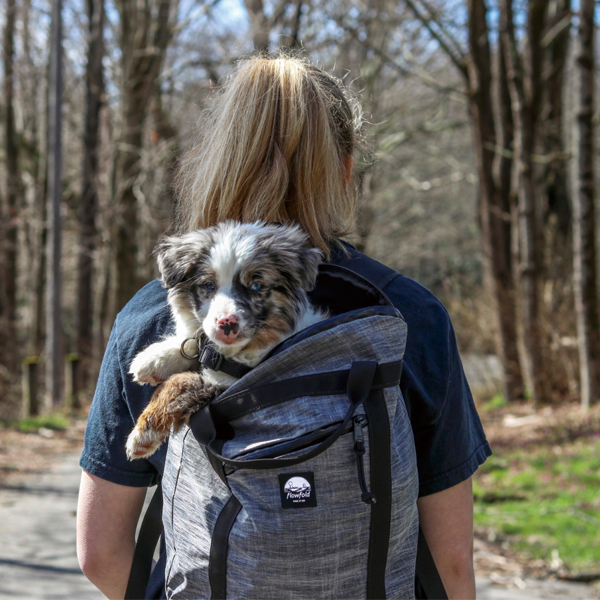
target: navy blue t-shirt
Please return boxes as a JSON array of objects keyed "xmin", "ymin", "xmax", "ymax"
[{"xmin": 80, "ymin": 244, "xmax": 491, "ymax": 595}]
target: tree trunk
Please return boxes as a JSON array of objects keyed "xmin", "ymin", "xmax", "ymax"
[
  {"xmin": 573, "ymin": 0, "xmax": 600, "ymax": 409},
  {"xmin": 541, "ymin": 0, "xmax": 571, "ymax": 238},
  {"xmin": 21, "ymin": 0, "xmax": 47, "ymax": 358},
  {"xmin": 76, "ymin": 0, "xmax": 105, "ymax": 390},
  {"xmin": 243, "ymin": 0, "xmax": 271, "ymax": 51},
  {"xmin": 45, "ymin": 0, "xmax": 64, "ymax": 408},
  {"xmin": 113, "ymin": 0, "xmax": 175, "ymax": 313},
  {"xmin": 1, "ymin": 0, "xmax": 21, "ymax": 372},
  {"xmin": 150, "ymin": 79, "xmax": 178, "ymax": 216},
  {"xmin": 500, "ymin": 0, "xmax": 549, "ymax": 404},
  {"xmin": 467, "ymin": 0, "xmax": 525, "ymax": 401}
]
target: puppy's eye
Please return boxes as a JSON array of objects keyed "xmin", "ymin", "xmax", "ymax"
[
  {"xmin": 250, "ymin": 281, "xmax": 262, "ymax": 292},
  {"xmin": 201, "ymin": 280, "xmax": 216, "ymax": 292}
]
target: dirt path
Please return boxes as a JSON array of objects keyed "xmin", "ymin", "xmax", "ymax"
[
  {"xmin": 0, "ymin": 449, "xmax": 102, "ymax": 599},
  {"xmin": 0, "ymin": 428, "xmax": 597, "ymax": 599}
]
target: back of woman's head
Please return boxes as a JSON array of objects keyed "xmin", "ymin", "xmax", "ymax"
[{"xmin": 175, "ymin": 54, "xmax": 361, "ymax": 257}]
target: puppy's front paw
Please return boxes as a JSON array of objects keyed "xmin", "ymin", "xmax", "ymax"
[
  {"xmin": 126, "ymin": 426, "xmax": 166, "ymax": 460},
  {"xmin": 129, "ymin": 346, "xmax": 176, "ymax": 385}
]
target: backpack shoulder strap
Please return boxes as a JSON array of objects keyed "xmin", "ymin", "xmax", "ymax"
[
  {"xmin": 330, "ymin": 242, "xmax": 401, "ymax": 291},
  {"xmin": 125, "ymin": 484, "xmax": 164, "ymax": 600},
  {"xmin": 415, "ymin": 527, "xmax": 448, "ymax": 599}
]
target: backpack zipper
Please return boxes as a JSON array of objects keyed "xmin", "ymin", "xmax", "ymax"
[{"xmin": 353, "ymin": 415, "xmax": 376, "ymax": 504}]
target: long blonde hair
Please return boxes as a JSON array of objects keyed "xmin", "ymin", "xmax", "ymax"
[{"xmin": 174, "ymin": 54, "xmax": 361, "ymax": 258}]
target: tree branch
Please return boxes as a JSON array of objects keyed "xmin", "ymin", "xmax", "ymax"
[{"xmin": 403, "ymin": 0, "xmax": 468, "ymax": 78}]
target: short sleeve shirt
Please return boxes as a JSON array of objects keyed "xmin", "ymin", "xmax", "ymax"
[
  {"xmin": 81, "ymin": 243, "xmax": 491, "ymax": 496},
  {"xmin": 80, "ymin": 244, "xmax": 492, "ymax": 597}
]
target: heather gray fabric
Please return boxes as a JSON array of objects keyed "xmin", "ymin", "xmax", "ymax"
[{"xmin": 162, "ymin": 310, "xmax": 419, "ymax": 599}]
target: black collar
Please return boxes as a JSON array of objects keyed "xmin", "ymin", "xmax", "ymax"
[{"xmin": 180, "ymin": 334, "xmax": 253, "ymax": 379}]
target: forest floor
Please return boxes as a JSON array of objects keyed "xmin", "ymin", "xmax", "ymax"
[
  {"xmin": 0, "ymin": 403, "xmax": 599, "ymax": 598},
  {"xmin": 472, "ymin": 399, "xmax": 600, "ymax": 596}
]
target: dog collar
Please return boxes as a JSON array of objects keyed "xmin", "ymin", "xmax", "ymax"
[{"xmin": 180, "ymin": 334, "xmax": 253, "ymax": 379}]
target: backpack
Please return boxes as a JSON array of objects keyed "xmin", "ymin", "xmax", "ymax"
[{"xmin": 126, "ymin": 265, "xmax": 447, "ymax": 600}]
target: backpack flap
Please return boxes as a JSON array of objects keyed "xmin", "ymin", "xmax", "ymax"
[{"xmin": 188, "ymin": 361, "xmax": 379, "ymax": 471}]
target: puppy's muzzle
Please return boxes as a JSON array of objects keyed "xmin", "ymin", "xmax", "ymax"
[{"xmin": 216, "ymin": 314, "xmax": 240, "ymax": 340}]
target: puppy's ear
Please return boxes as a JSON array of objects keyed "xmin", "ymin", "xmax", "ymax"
[
  {"xmin": 297, "ymin": 246, "xmax": 323, "ymax": 292},
  {"xmin": 262, "ymin": 224, "xmax": 323, "ymax": 291},
  {"xmin": 155, "ymin": 231, "xmax": 212, "ymax": 289}
]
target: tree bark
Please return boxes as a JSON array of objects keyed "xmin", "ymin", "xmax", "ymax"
[
  {"xmin": 46, "ymin": 0, "xmax": 64, "ymax": 408},
  {"xmin": 243, "ymin": 0, "xmax": 271, "ymax": 51},
  {"xmin": 573, "ymin": 0, "xmax": 600, "ymax": 409},
  {"xmin": 500, "ymin": 0, "xmax": 549, "ymax": 404},
  {"xmin": 21, "ymin": 0, "xmax": 47, "ymax": 358},
  {"xmin": 541, "ymin": 0, "xmax": 571, "ymax": 238},
  {"xmin": 1, "ymin": 0, "xmax": 21, "ymax": 372},
  {"xmin": 76, "ymin": 0, "xmax": 105, "ymax": 390},
  {"xmin": 467, "ymin": 0, "xmax": 525, "ymax": 401}
]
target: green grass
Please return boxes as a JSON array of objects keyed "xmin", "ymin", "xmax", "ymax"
[
  {"xmin": 2, "ymin": 414, "xmax": 70, "ymax": 433},
  {"xmin": 474, "ymin": 435, "xmax": 600, "ymax": 573},
  {"xmin": 481, "ymin": 394, "xmax": 507, "ymax": 412}
]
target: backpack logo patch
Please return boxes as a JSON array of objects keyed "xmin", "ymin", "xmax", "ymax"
[{"xmin": 279, "ymin": 472, "xmax": 317, "ymax": 508}]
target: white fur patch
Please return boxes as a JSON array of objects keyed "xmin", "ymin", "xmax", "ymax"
[
  {"xmin": 126, "ymin": 425, "xmax": 166, "ymax": 460},
  {"xmin": 207, "ymin": 222, "xmax": 262, "ymax": 286},
  {"xmin": 129, "ymin": 338, "xmax": 195, "ymax": 385}
]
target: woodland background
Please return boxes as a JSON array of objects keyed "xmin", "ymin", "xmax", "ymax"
[{"xmin": 0, "ymin": 0, "xmax": 599, "ymax": 415}]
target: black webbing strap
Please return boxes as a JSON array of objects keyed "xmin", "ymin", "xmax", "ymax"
[
  {"xmin": 415, "ymin": 527, "xmax": 448, "ymax": 599},
  {"xmin": 211, "ymin": 361, "xmax": 402, "ymax": 424},
  {"xmin": 125, "ymin": 484, "xmax": 164, "ymax": 600},
  {"xmin": 363, "ymin": 388, "xmax": 392, "ymax": 599},
  {"xmin": 208, "ymin": 494, "xmax": 242, "ymax": 600}
]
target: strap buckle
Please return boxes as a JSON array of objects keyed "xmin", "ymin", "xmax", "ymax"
[{"xmin": 199, "ymin": 344, "xmax": 224, "ymax": 372}]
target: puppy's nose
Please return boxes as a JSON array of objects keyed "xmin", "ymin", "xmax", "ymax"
[{"xmin": 217, "ymin": 314, "xmax": 239, "ymax": 337}]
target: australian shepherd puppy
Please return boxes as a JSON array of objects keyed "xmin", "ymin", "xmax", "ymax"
[{"xmin": 126, "ymin": 221, "xmax": 327, "ymax": 460}]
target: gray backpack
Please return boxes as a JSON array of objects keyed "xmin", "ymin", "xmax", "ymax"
[{"xmin": 126, "ymin": 266, "xmax": 447, "ymax": 600}]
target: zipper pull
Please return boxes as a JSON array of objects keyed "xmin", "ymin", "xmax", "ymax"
[{"xmin": 353, "ymin": 416, "xmax": 376, "ymax": 504}]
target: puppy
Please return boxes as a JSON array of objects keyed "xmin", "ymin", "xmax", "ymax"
[{"xmin": 126, "ymin": 221, "xmax": 327, "ymax": 459}]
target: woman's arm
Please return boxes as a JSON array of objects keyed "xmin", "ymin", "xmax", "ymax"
[
  {"xmin": 417, "ymin": 477, "xmax": 476, "ymax": 599},
  {"xmin": 77, "ymin": 470, "xmax": 147, "ymax": 599}
]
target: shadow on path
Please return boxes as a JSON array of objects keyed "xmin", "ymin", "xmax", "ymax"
[{"xmin": 0, "ymin": 557, "xmax": 83, "ymax": 575}]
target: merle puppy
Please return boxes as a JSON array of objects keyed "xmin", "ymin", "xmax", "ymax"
[{"xmin": 126, "ymin": 221, "xmax": 326, "ymax": 459}]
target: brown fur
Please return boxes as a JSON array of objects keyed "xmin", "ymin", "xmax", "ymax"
[
  {"xmin": 135, "ymin": 372, "xmax": 224, "ymax": 437},
  {"xmin": 241, "ymin": 316, "xmax": 292, "ymax": 352}
]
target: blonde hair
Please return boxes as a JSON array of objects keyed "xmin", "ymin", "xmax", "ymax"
[{"xmin": 174, "ymin": 54, "xmax": 361, "ymax": 258}]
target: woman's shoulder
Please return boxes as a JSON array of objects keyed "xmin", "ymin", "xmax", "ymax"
[
  {"xmin": 330, "ymin": 242, "xmax": 451, "ymax": 330},
  {"xmin": 114, "ymin": 279, "xmax": 173, "ymax": 364}
]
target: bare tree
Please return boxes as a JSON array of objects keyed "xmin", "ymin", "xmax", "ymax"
[
  {"xmin": 404, "ymin": 0, "xmax": 526, "ymax": 401},
  {"xmin": 499, "ymin": 0, "xmax": 550, "ymax": 405},
  {"xmin": 21, "ymin": 0, "xmax": 48, "ymax": 359},
  {"xmin": 113, "ymin": 0, "xmax": 177, "ymax": 313},
  {"xmin": 540, "ymin": 0, "xmax": 571, "ymax": 239},
  {"xmin": 572, "ymin": 0, "xmax": 600, "ymax": 409},
  {"xmin": 46, "ymin": 0, "xmax": 64, "ymax": 408},
  {"xmin": 1, "ymin": 0, "xmax": 21, "ymax": 375},
  {"xmin": 76, "ymin": 0, "xmax": 105, "ymax": 391}
]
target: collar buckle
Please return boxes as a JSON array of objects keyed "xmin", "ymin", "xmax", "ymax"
[{"xmin": 199, "ymin": 344, "xmax": 224, "ymax": 372}]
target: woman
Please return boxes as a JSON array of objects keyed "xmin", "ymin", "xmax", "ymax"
[{"xmin": 77, "ymin": 54, "xmax": 491, "ymax": 599}]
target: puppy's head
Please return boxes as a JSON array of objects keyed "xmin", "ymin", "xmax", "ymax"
[{"xmin": 156, "ymin": 221, "xmax": 322, "ymax": 354}]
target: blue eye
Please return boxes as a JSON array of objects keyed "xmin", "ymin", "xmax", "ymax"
[
  {"xmin": 250, "ymin": 281, "xmax": 262, "ymax": 292},
  {"xmin": 202, "ymin": 281, "xmax": 216, "ymax": 291}
]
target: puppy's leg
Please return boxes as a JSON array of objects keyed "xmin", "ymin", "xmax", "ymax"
[
  {"xmin": 129, "ymin": 336, "xmax": 197, "ymax": 385},
  {"xmin": 126, "ymin": 372, "xmax": 223, "ymax": 460}
]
